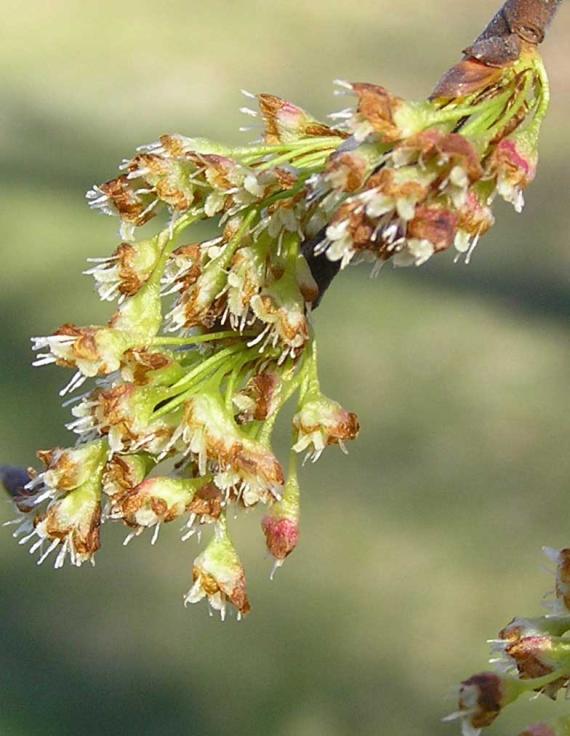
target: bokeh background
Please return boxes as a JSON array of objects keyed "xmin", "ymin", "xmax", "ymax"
[{"xmin": 1, "ymin": 2, "xmax": 569, "ymax": 734}]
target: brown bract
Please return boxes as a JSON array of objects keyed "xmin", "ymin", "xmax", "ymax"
[
  {"xmin": 237, "ymin": 371, "xmax": 281, "ymax": 422},
  {"xmin": 100, "ymin": 175, "xmax": 156, "ymax": 225},
  {"xmin": 257, "ymin": 93, "xmax": 341, "ymax": 144},
  {"xmin": 37, "ymin": 448, "xmax": 81, "ymax": 492},
  {"xmin": 408, "ymin": 205, "xmax": 458, "ymax": 252},
  {"xmin": 431, "ymin": 58, "xmax": 503, "ymax": 100},
  {"xmin": 262, "ymin": 516, "xmax": 299, "ymax": 560},
  {"xmin": 128, "ymin": 154, "xmax": 193, "ymax": 211},
  {"xmin": 457, "ymin": 192, "xmax": 495, "ymax": 237},
  {"xmin": 326, "ymin": 150, "xmax": 369, "ymax": 192},
  {"xmin": 187, "ymin": 483, "xmax": 223, "ymax": 521},
  {"xmin": 121, "ymin": 349, "xmax": 172, "ymax": 385},
  {"xmin": 351, "ymin": 83, "xmax": 405, "ymax": 142}
]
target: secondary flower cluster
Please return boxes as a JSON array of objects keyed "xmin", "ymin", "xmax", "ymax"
[
  {"xmin": 446, "ymin": 548, "xmax": 570, "ymax": 736},
  {"xmin": 4, "ymin": 41, "xmax": 550, "ymax": 617}
]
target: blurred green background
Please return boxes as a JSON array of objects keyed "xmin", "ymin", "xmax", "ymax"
[{"xmin": 0, "ymin": 2, "xmax": 569, "ymax": 735}]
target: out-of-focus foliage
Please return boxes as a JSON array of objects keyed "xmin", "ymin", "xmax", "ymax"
[{"xmin": 0, "ymin": 2, "xmax": 568, "ymax": 735}]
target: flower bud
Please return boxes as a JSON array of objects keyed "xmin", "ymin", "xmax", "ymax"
[
  {"xmin": 262, "ymin": 471, "xmax": 300, "ymax": 573},
  {"xmin": 184, "ymin": 522, "xmax": 250, "ymax": 619}
]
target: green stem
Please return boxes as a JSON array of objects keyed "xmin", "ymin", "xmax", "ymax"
[{"xmin": 150, "ymin": 331, "xmax": 250, "ymax": 347}]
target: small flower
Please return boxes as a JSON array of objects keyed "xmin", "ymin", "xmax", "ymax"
[
  {"xmin": 233, "ymin": 371, "xmax": 282, "ymax": 422},
  {"xmin": 444, "ymin": 673, "xmax": 519, "ymax": 736},
  {"xmin": 86, "ymin": 175, "xmax": 158, "ymax": 239},
  {"xmin": 19, "ymin": 454, "xmax": 105, "ymax": 569},
  {"xmin": 488, "ymin": 133, "xmax": 538, "ymax": 213},
  {"xmin": 257, "ymin": 93, "xmax": 342, "ymax": 144},
  {"xmin": 293, "ymin": 393, "xmax": 359, "ymax": 461},
  {"xmin": 102, "ymin": 453, "xmax": 155, "ymax": 497},
  {"xmin": 84, "ymin": 236, "xmax": 163, "ymax": 302},
  {"xmin": 108, "ymin": 476, "xmax": 208, "ymax": 543},
  {"xmin": 70, "ymin": 383, "xmax": 176, "ymax": 455},
  {"xmin": 173, "ymin": 391, "xmax": 285, "ymax": 504},
  {"xmin": 250, "ymin": 267, "xmax": 310, "ymax": 361},
  {"xmin": 339, "ymin": 81, "xmax": 421, "ymax": 143},
  {"xmin": 184, "ymin": 521, "xmax": 250, "ymax": 619},
  {"xmin": 28, "ymin": 441, "xmax": 106, "ymax": 505}
]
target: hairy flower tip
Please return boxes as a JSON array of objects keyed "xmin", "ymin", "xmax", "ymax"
[
  {"xmin": 108, "ymin": 477, "xmax": 207, "ymax": 539},
  {"xmin": 70, "ymin": 383, "xmax": 175, "ymax": 456},
  {"xmin": 225, "ymin": 245, "xmax": 267, "ymax": 329},
  {"xmin": 250, "ymin": 268, "xmax": 310, "ymax": 361},
  {"xmin": 19, "ymin": 469, "xmax": 104, "ymax": 568},
  {"xmin": 341, "ymin": 82, "xmax": 420, "ymax": 143},
  {"xmin": 29, "ymin": 442, "xmax": 106, "ymax": 505},
  {"xmin": 262, "ymin": 472, "xmax": 300, "ymax": 572},
  {"xmin": 443, "ymin": 673, "xmax": 517, "ymax": 736},
  {"xmin": 124, "ymin": 153, "xmax": 196, "ymax": 212},
  {"xmin": 86, "ymin": 176, "xmax": 158, "ymax": 240},
  {"xmin": 543, "ymin": 548, "xmax": 570, "ymax": 615},
  {"xmin": 85, "ymin": 236, "xmax": 162, "ymax": 302},
  {"xmin": 175, "ymin": 393, "xmax": 284, "ymax": 505},
  {"xmin": 454, "ymin": 191, "xmax": 495, "ymax": 259},
  {"xmin": 234, "ymin": 371, "xmax": 281, "ymax": 423},
  {"xmin": 324, "ymin": 145, "xmax": 378, "ymax": 193},
  {"xmin": 293, "ymin": 394, "xmax": 359, "ymax": 462},
  {"xmin": 488, "ymin": 134, "xmax": 538, "ymax": 213},
  {"xmin": 257, "ymin": 93, "xmax": 342, "ymax": 145},
  {"xmin": 184, "ymin": 523, "xmax": 251, "ymax": 619}
]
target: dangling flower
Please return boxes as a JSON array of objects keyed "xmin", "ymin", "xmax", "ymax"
[
  {"xmin": 262, "ymin": 458, "xmax": 300, "ymax": 576},
  {"xmin": 184, "ymin": 520, "xmax": 250, "ymax": 619}
]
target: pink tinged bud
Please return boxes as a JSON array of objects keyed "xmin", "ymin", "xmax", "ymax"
[
  {"xmin": 293, "ymin": 394, "xmax": 359, "ymax": 461},
  {"xmin": 262, "ymin": 473, "xmax": 300, "ymax": 570},
  {"xmin": 184, "ymin": 524, "xmax": 251, "ymax": 619},
  {"xmin": 489, "ymin": 136, "xmax": 538, "ymax": 213}
]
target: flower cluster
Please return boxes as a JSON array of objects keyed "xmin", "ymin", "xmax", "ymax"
[
  {"xmin": 4, "ymin": 34, "xmax": 550, "ymax": 617},
  {"xmin": 446, "ymin": 548, "xmax": 570, "ymax": 736}
]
